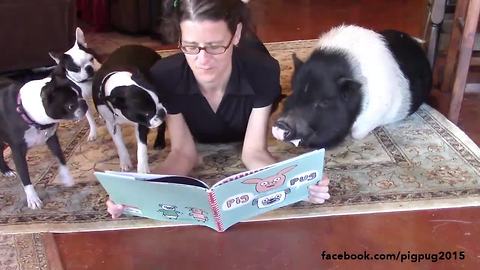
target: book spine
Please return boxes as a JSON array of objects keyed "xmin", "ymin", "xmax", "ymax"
[{"xmin": 207, "ymin": 190, "xmax": 224, "ymax": 232}]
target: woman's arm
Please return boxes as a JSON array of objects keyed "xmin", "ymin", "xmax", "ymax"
[
  {"xmin": 155, "ymin": 114, "xmax": 198, "ymax": 175},
  {"xmin": 241, "ymin": 105, "xmax": 277, "ymax": 170}
]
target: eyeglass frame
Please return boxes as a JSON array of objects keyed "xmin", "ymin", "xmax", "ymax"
[{"xmin": 178, "ymin": 33, "xmax": 235, "ymax": 55}]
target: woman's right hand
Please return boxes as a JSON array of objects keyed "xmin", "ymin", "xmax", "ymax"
[{"xmin": 106, "ymin": 199, "xmax": 125, "ymax": 219}]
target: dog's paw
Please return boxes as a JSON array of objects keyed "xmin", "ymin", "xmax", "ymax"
[
  {"xmin": 27, "ymin": 197, "xmax": 43, "ymax": 209},
  {"xmin": 24, "ymin": 185, "xmax": 43, "ymax": 210},
  {"xmin": 1, "ymin": 169, "xmax": 16, "ymax": 178},
  {"xmin": 59, "ymin": 165, "xmax": 74, "ymax": 187},
  {"xmin": 120, "ymin": 159, "xmax": 133, "ymax": 172},
  {"xmin": 87, "ymin": 129, "xmax": 97, "ymax": 141}
]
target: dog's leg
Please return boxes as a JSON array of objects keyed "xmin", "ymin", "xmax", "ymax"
[
  {"xmin": 136, "ymin": 125, "xmax": 150, "ymax": 173},
  {"xmin": 0, "ymin": 143, "xmax": 15, "ymax": 177},
  {"xmin": 10, "ymin": 143, "xmax": 42, "ymax": 209},
  {"xmin": 85, "ymin": 108, "xmax": 97, "ymax": 141},
  {"xmin": 153, "ymin": 124, "xmax": 166, "ymax": 150},
  {"xmin": 105, "ymin": 121, "xmax": 133, "ymax": 171},
  {"xmin": 46, "ymin": 133, "xmax": 74, "ymax": 187}
]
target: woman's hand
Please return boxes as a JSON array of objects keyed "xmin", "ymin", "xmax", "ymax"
[
  {"xmin": 307, "ymin": 175, "xmax": 330, "ymax": 203},
  {"xmin": 106, "ymin": 199, "xmax": 125, "ymax": 219}
]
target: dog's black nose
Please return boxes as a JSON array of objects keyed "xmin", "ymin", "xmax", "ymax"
[
  {"xmin": 86, "ymin": 66, "xmax": 94, "ymax": 77},
  {"xmin": 274, "ymin": 120, "xmax": 295, "ymax": 140},
  {"xmin": 158, "ymin": 108, "xmax": 166, "ymax": 120},
  {"xmin": 79, "ymin": 99, "xmax": 88, "ymax": 112}
]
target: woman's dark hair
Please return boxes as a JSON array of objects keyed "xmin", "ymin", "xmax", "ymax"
[{"xmin": 155, "ymin": 0, "xmax": 254, "ymax": 44}]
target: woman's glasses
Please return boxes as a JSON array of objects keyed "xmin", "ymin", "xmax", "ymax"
[{"xmin": 179, "ymin": 34, "xmax": 234, "ymax": 55}]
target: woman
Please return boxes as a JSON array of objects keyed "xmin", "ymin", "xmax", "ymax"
[{"xmin": 107, "ymin": 0, "xmax": 330, "ymax": 218}]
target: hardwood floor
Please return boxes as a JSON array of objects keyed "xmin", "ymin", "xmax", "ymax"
[
  {"xmin": 46, "ymin": 0, "xmax": 480, "ymax": 269},
  {"xmin": 250, "ymin": 0, "xmax": 429, "ymax": 41},
  {"xmin": 52, "ymin": 207, "xmax": 480, "ymax": 270}
]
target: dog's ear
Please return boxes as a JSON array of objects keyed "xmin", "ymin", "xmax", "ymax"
[
  {"xmin": 40, "ymin": 86, "xmax": 54, "ymax": 103},
  {"xmin": 41, "ymin": 79, "xmax": 57, "ymax": 104},
  {"xmin": 50, "ymin": 65, "xmax": 67, "ymax": 78},
  {"xmin": 76, "ymin": 27, "xmax": 87, "ymax": 47},
  {"xmin": 49, "ymin": 53, "xmax": 71, "ymax": 72},
  {"xmin": 292, "ymin": 53, "xmax": 304, "ymax": 70},
  {"xmin": 49, "ymin": 52, "xmax": 63, "ymax": 64},
  {"xmin": 106, "ymin": 86, "xmax": 129, "ymax": 110},
  {"xmin": 105, "ymin": 95, "xmax": 126, "ymax": 110},
  {"xmin": 131, "ymin": 69, "xmax": 156, "ymax": 91}
]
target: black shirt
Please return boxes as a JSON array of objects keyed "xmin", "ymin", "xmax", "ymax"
[{"xmin": 149, "ymin": 46, "xmax": 281, "ymax": 143}]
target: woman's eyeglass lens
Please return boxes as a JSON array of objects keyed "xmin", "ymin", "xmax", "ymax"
[{"xmin": 179, "ymin": 35, "xmax": 234, "ymax": 55}]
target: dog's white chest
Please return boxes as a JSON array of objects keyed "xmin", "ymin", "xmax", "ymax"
[
  {"xmin": 24, "ymin": 126, "xmax": 56, "ymax": 147},
  {"xmin": 76, "ymin": 81, "xmax": 93, "ymax": 98}
]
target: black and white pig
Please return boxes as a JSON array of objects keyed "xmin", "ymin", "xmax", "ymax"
[{"xmin": 272, "ymin": 25, "xmax": 432, "ymax": 148}]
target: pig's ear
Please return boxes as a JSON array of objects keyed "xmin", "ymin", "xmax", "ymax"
[
  {"xmin": 279, "ymin": 165, "xmax": 297, "ymax": 175},
  {"xmin": 243, "ymin": 178, "xmax": 261, "ymax": 184},
  {"xmin": 337, "ymin": 77, "xmax": 361, "ymax": 100},
  {"xmin": 292, "ymin": 53, "xmax": 304, "ymax": 70}
]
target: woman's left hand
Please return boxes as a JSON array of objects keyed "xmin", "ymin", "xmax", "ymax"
[{"xmin": 307, "ymin": 175, "xmax": 330, "ymax": 203}]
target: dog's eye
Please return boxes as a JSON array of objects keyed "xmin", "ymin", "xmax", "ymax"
[
  {"xmin": 66, "ymin": 104, "xmax": 74, "ymax": 110},
  {"xmin": 89, "ymin": 57, "xmax": 94, "ymax": 62}
]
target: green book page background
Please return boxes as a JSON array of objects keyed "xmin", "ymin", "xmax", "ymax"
[
  {"xmin": 212, "ymin": 149, "xmax": 325, "ymax": 230},
  {"xmin": 95, "ymin": 172, "xmax": 216, "ymax": 230}
]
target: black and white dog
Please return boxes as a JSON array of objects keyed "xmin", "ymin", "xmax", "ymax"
[
  {"xmin": 0, "ymin": 69, "xmax": 87, "ymax": 209},
  {"xmin": 272, "ymin": 25, "xmax": 432, "ymax": 148},
  {"xmin": 49, "ymin": 27, "xmax": 101, "ymax": 141},
  {"xmin": 92, "ymin": 45, "xmax": 166, "ymax": 173}
]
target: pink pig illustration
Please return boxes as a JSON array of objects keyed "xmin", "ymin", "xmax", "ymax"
[
  {"xmin": 188, "ymin": 207, "xmax": 208, "ymax": 223},
  {"xmin": 242, "ymin": 165, "xmax": 297, "ymax": 192}
]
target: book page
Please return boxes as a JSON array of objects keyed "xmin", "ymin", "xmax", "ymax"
[
  {"xmin": 104, "ymin": 171, "xmax": 210, "ymax": 188},
  {"xmin": 211, "ymin": 149, "xmax": 325, "ymax": 230},
  {"xmin": 95, "ymin": 172, "xmax": 217, "ymax": 230}
]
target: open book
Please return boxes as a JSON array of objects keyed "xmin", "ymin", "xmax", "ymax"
[{"xmin": 94, "ymin": 149, "xmax": 325, "ymax": 232}]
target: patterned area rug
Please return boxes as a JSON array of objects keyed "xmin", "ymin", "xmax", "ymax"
[
  {"xmin": 1, "ymin": 40, "xmax": 480, "ymax": 237},
  {"xmin": 0, "ymin": 234, "xmax": 49, "ymax": 270}
]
